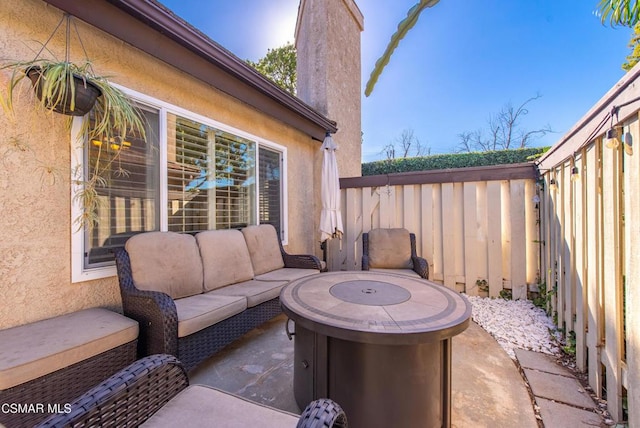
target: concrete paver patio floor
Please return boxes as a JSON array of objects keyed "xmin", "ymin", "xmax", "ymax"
[
  {"xmin": 516, "ymin": 349, "xmax": 606, "ymax": 428},
  {"xmin": 191, "ymin": 314, "xmax": 538, "ymax": 427}
]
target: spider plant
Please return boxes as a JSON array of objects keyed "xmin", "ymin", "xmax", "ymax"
[{"xmin": 0, "ymin": 58, "xmax": 147, "ymax": 229}]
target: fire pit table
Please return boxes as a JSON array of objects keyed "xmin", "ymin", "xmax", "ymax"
[{"xmin": 280, "ymin": 271, "xmax": 471, "ymax": 428}]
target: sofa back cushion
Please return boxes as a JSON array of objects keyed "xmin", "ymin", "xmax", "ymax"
[
  {"xmin": 196, "ymin": 230, "xmax": 255, "ymax": 291},
  {"xmin": 241, "ymin": 225, "xmax": 285, "ymax": 275},
  {"xmin": 125, "ymin": 232, "xmax": 203, "ymax": 299},
  {"xmin": 368, "ymin": 228, "xmax": 413, "ymax": 269}
]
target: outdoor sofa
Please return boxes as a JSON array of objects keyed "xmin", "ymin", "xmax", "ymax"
[
  {"xmin": 37, "ymin": 354, "xmax": 347, "ymax": 428},
  {"xmin": 0, "ymin": 308, "xmax": 138, "ymax": 427},
  {"xmin": 362, "ymin": 228, "xmax": 429, "ymax": 279},
  {"xmin": 115, "ymin": 224, "xmax": 323, "ymax": 371}
]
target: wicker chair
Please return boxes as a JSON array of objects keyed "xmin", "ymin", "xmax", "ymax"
[
  {"xmin": 362, "ymin": 228, "xmax": 429, "ymax": 279},
  {"xmin": 37, "ymin": 354, "xmax": 348, "ymax": 428}
]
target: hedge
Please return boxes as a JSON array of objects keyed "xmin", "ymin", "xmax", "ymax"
[{"xmin": 361, "ymin": 147, "xmax": 550, "ymax": 176}]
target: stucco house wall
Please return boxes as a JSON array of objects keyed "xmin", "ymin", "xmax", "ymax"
[{"xmin": 0, "ymin": 0, "xmax": 329, "ymax": 328}]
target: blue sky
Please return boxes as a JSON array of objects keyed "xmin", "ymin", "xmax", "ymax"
[{"xmin": 159, "ymin": 0, "xmax": 632, "ymax": 162}]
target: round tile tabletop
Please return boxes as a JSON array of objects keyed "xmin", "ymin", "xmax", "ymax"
[{"xmin": 280, "ymin": 271, "xmax": 471, "ymax": 345}]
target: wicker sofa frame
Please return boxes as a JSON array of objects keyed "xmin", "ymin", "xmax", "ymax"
[
  {"xmin": 115, "ymin": 236, "xmax": 322, "ymax": 372},
  {"xmin": 362, "ymin": 230, "xmax": 429, "ymax": 279},
  {"xmin": 37, "ymin": 354, "xmax": 347, "ymax": 428},
  {"xmin": 0, "ymin": 341, "xmax": 136, "ymax": 428}
]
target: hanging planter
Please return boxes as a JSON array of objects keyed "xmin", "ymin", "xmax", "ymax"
[
  {"xmin": 25, "ymin": 64, "xmax": 101, "ymax": 116},
  {"xmin": 0, "ymin": 14, "xmax": 147, "ymax": 229}
]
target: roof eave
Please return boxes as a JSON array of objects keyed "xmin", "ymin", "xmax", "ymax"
[{"xmin": 42, "ymin": 0, "xmax": 337, "ymax": 140}]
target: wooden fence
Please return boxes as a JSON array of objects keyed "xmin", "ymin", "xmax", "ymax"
[
  {"xmin": 327, "ymin": 163, "xmax": 539, "ymax": 299},
  {"xmin": 537, "ymin": 64, "xmax": 640, "ymax": 424}
]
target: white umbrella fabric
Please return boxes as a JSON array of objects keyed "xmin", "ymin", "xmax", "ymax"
[{"xmin": 319, "ymin": 133, "xmax": 344, "ymax": 242}]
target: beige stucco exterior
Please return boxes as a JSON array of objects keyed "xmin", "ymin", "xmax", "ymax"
[{"xmin": 0, "ymin": 0, "xmax": 328, "ymax": 329}]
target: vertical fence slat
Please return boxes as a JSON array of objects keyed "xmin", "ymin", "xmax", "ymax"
[
  {"xmin": 453, "ymin": 183, "xmax": 465, "ymax": 290},
  {"xmin": 403, "ymin": 185, "xmax": 414, "ymax": 229},
  {"xmin": 602, "ymin": 139, "xmax": 623, "ymax": 421},
  {"xmin": 487, "ymin": 181, "xmax": 503, "ymax": 298},
  {"xmin": 432, "ymin": 184, "xmax": 444, "ymax": 283},
  {"xmin": 370, "ymin": 186, "xmax": 380, "ymax": 230},
  {"xmin": 574, "ymin": 153, "xmax": 587, "ymax": 372},
  {"xmin": 362, "ymin": 187, "xmax": 373, "ymax": 234},
  {"xmin": 379, "ymin": 185, "xmax": 393, "ymax": 228},
  {"xmin": 585, "ymin": 144, "xmax": 602, "ymax": 395},
  {"xmin": 548, "ymin": 173, "xmax": 559, "ymax": 321},
  {"xmin": 541, "ymin": 176, "xmax": 552, "ymax": 310},
  {"xmin": 463, "ymin": 182, "xmax": 479, "ymax": 295},
  {"xmin": 345, "ymin": 187, "xmax": 359, "ymax": 270},
  {"xmin": 554, "ymin": 167, "xmax": 566, "ymax": 331},
  {"xmin": 442, "ymin": 183, "xmax": 456, "ymax": 289},
  {"xmin": 563, "ymin": 164, "xmax": 575, "ymax": 333},
  {"xmin": 501, "ymin": 181, "xmax": 512, "ymax": 291},
  {"xmin": 525, "ymin": 180, "xmax": 538, "ymax": 287},
  {"xmin": 511, "ymin": 180, "xmax": 527, "ymax": 300},
  {"xmin": 476, "ymin": 182, "xmax": 489, "ymax": 291},
  {"xmin": 421, "ymin": 184, "xmax": 434, "ymax": 280},
  {"xmin": 624, "ymin": 115, "xmax": 640, "ymax": 426}
]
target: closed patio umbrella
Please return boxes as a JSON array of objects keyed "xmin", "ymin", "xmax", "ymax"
[{"xmin": 319, "ymin": 132, "xmax": 344, "ymax": 242}]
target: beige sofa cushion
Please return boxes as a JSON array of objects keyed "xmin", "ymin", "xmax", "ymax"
[
  {"xmin": 196, "ymin": 230, "xmax": 255, "ymax": 291},
  {"xmin": 209, "ymin": 279, "xmax": 287, "ymax": 307},
  {"xmin": 368, "ymin": 228, "xmax": 413, "ymax": 269},
  {"xmin": 174, "ymin": 293, "xmax": 247, "ymax": 338},
  {"xmin": 126, "ymin": 232, "xmax": 203, "ymax": 299},
  {"xmin": 141, "ymin": 385, "xmax": 299, "ymax": 427},
  {"xmin": 255, "ymin": 268, "xmax": 320, "ymax": 282},
  {"xmin": 241, "ymin": 225, "xmax": 285, "ymax": 275},
  {"xmin": 0, "ymin": 308, "xmax": 138, "ymax": 390}
]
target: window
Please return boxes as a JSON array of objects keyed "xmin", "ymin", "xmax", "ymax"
[
  {"xmin": 83, "ymin": 107, "xmax": 160, "ymax": 268},
  {"xmin": 167, "ymin": 114, "xmax": 256, "ymax": 232},
  {"xmin": 72, "ymin": 88, "xmax": 287, "ymax": 282},
  {"xmin": 259, "ymin": 147, "xmax": 283, "ymax": 237}
]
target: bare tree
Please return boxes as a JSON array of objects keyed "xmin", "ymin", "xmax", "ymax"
[
  {"xmin": 456, "ymin": 130, "xmax": 481, "ymax": 153},
  {"xmin": 381, "ymin": 129, "xmax": 431, "ymax": 159},
  {"xmin": 456, "ymin": 95, "xmax": 553, "ymax": 153}
]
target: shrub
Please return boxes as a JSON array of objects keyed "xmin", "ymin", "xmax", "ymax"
[{"xmin": 361, "ymin": 147, "xmax": 550, "ymax": 176}]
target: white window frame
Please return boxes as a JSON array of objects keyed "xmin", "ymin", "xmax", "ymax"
[{"xmin": 71, "ymin": 84, "xmax": 288, "ymax": 283}]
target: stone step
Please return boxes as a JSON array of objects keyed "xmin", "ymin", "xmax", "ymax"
[{"xmin": 515, "ymin": 349, "xmax": 606, "ymax": 428}]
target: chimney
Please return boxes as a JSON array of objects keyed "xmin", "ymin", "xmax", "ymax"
[{"xmin": 295, "ymin": 0, "xmax": 364, "ymax": 178}]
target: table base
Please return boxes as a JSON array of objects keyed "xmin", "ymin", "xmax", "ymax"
[{"xmin": 293, "ymin": 325, "xmax": 452, "ymax": 428}]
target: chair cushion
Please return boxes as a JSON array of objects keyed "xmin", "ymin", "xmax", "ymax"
[
  {"xmin": 370, "ymin": 268, "xmax": 421, "ymax": 278},
  {"xmin": 209, "ymin": 279, "xmax": 287, "ymax": 307},
  {"xmin": 174, "ymin": 293, "xmax": 247, "ymax": 338},
  {"xmin": 126, "ymin": 232, "xmax": 203, "ymax": 299},
  {"xmin": 0, "ymin": 308, "xmax": 138, "ymax": 390},
  {"xmin": 368, "ymin": 228, "xmax": 413, "ymax": 269},
  {"xmin": 196, "ymin": 230, "xmax": 255, "ymax": 291},
  {"xmin": 140, "ymin": 385, "xmax": 299, "ymax": 427},
  {"xmin": 255, "ymin": 268, "xmax": 320, "ymax": 282},
  {"xmin": 241, "ymin": 225, "xmax": 285, "ymax": 275}
]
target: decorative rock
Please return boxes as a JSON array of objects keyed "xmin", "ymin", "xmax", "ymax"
[{"xmin": 464, "ymin": 295, "xmax": 560, "ymax": 359}]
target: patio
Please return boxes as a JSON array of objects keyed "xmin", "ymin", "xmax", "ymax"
[
  {"xmin": 0, "ymin": 0, "xmax": 637, "ymax": 425},
  {"xmin": 189, "ymin": 314, "xmax": 604, "ymax": 427}
]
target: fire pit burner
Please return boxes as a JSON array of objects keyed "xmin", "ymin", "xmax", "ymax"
[{"xmin": 329, "ymin": 280, "xmax": 411, "ymax": 306}]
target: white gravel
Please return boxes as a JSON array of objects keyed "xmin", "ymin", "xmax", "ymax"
[{"xmin": 464, "ymin": 295, "xmax": 561, "ymax": 359}]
